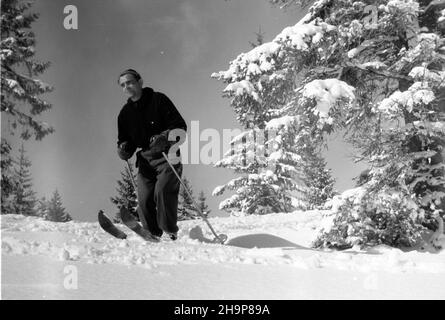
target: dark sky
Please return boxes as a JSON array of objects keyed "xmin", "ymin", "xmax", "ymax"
[{"xmin": 2, "ymin": 0, "xmax": 366, "ymax": 221}]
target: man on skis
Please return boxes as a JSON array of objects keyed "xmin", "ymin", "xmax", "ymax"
[{"xmin": 116, "ymin": 69, "xmax": 187, "ymax": 241}]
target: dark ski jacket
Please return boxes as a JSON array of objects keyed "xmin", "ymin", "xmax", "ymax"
[{"xmin": 117, "ymin": 87, "xmax": 187, "ymax": 166}]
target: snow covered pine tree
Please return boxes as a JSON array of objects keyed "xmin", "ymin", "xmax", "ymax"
[
  {"xmin": 1, "ymin": 0, "xmax": 54, "ymax": 215},
  {"xmin": 309, "ymin": 0, "xmax": 445, "ymax": 249},
  {"xmin": 178, "ymin": 176, "xmax": 200, "ymax": 220},
  {"xmin": 47, "ymin": 190, "xmax": 72, "ymax": 222},
  {"xmin": 110, "ymin": 162, "xmax": 139, "ymax": 223},
  {"xmin": 12, "ymin": 144, "xmax": 37, "ymax": 216},
  {"xmin": 212, "ymin": 10, "xmax": 338, "ymax": 215},
  {"xmin": 214, "ymin": 0, "xmax": 444, "ymax": 248}
]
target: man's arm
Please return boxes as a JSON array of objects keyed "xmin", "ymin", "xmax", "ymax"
[
  {"xmin": 117, "ymin": 112, "xmax": 136, "ymax": 160},
  {"xmin": 159, "ymin": 93, "xmax": 187, "ymax": 133},
  {"xmin": 145, "ymin": 93, "xmax": 187, "ymax": 158},
  {"xmin": 148, "ymin": 93, "xmax": 187, "ymax": 145}
]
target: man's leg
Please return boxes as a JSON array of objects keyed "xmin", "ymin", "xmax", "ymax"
[
  {"xmin": 154, "ymin": 161, "xmax": 182, "ymax": 234},
  {"xmin": 137, "ymin": 172, "xmax": 163, "ymax": 237}
]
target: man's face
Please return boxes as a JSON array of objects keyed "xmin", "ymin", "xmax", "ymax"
[{"xmin": 119, "ymin": 74, "xmax": 143, "ymax": 99}]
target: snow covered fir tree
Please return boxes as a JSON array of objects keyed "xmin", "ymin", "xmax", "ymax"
[
  {"xmin": 36, "ymin": 196, "xmax": 49, "ymax": 219},
  {"xmin": 211, "ymin": 66, "xmax": 319, "ymax": 214},
  {"xmin": 178, "ymin": 176, "xmax": 200, "ymax": 220},
  {"xmin": 46, "ymin": 189, "xmax": 72, "ymax": 223},
  {"xmin": 1, "ymin": 0, "xmax": 54, "ymax": 215},
  {"xmin": 1, "ymin": 142, "xmax": 38, "ymax": 216},
  {"xmin": 212, "ymin": 0, "xmax": 445, "ymax": 248},
  {"xmin": 110, "ymin": 163, "xmax": 138, "ymax": 223},
  {"xmin": 11, "ymin": 144, "xmax": 37, "ymax": 216},
  {"xmin": 1, "ymin": 138, "xmax": 15, "ymax": 214},
  {"xmin": 302, "ymin": 143, "xmax": 336, "ymax": 209},
  {"xmin": 0, "ymin": 0, "xmax": 54, "ymax": 139}
]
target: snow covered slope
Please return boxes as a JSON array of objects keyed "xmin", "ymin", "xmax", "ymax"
[{"xmin": 1, "ymin": 211, "xmax": 444, "ymax": 299}]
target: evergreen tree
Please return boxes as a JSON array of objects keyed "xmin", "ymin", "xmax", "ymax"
[
  {"xmin": 212, "ymin": 11, "xmax": 334, "ymax": 215},
  {"xmin": 178, "ymin": 177, "xmax": 199, "ymax": 220},
  {"xmin": 303, "ymin": 143, "xmax": 336, "ymax": 209},
  {"xmin": 1, "ymin": 138, "xmax": 15, "ymax": 214},
  {"xmin": 198, "ymin": 190, "xmax": 211, "ymax": 217},
  {"xmin": 12, "ymin": 143, "xmax": 36, "ymax": 215},
  {"xmin": 1, "ymin": 0, "xmax": 54, "ymax": 214},
  {"xmin": 110, "ymin": 163, "xmax": 138, "ymax": 222},
  {"xmin": 212, "ymin": 126, "xmax": 301, "ymax": 215},
  {"xmin": 47, "ymin": 189, "xmax": 72, "ymax": 222},
  {"xmin": 36, "ymin": 196, "xmax": 48, "ymax": 219},
  {"xmin": 1, "ymin": 0, "xmax": 54, "ymax": 141},
  {"xmin": 249, "ymin": 26, "xmax": 266, "ymax": 48},
  {"xmin": 213, "ymin": 0, "xmax": 444, "ymax": 247}
]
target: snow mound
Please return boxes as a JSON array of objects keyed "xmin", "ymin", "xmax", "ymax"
[{"xmin": 226, "ymin": 234, "xmax": 306, "ymax": 249}]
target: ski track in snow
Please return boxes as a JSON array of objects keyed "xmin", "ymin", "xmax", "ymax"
[{"xmin": 2, "ymin": 211, "xmax": 445, "ymax": 299}]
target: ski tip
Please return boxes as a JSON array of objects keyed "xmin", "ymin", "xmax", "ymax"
[
  {"xmin": 98, "ymin": 209, "xmax": 128, "ymax": 240},
  {"xmin": 98, "ymin": 210, "xmax": 108, "ymax": 222}
]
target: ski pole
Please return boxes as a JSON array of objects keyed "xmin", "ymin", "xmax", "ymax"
[
  {"xmin": 126, "ymin": 160, "xmax": 137, "ymax": 192},
  {"xmin": 162, "ymin": 152, "xmax": 227, "ymax": 244},
  {"xmin": 125, "ymin": 160, "xmax": 151, "ymax": 232}
]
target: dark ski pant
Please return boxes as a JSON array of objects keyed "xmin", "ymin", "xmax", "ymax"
[{"xmin": 136, "ymin": 157, "xmax": 182, "ymax": 237}]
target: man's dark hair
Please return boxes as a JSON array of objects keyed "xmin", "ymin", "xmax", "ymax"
[{"xmin": 118, "ymin": 69, "xmax": 141, "ymax": 84}]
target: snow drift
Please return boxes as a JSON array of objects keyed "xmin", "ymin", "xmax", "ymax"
[{"xmin": 2, "ymin": 211, "xmax": 444, "ymax": 299}]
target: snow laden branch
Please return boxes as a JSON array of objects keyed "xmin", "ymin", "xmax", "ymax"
[
  {"xmin": 300, "ymin": 79, "xmax": 355, "ymax": 118},
  {"xmin": 212, "ymin": 19, "xmax": 337, "ymax": 103}
]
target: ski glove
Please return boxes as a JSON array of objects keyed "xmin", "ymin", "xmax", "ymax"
[
  {"xmin": 149, "ymin": 132, "xmax": 170, "ymax": 154},
  {"xmin": 139, "ymin": 131, "xmax": 171, "ymax": 159},
  {"xmin": 117, "ymin": 141, "xmax": 134, "ymax": 160}
]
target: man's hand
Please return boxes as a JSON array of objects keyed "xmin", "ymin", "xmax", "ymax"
[
  {"xmin": 117, "ymin": 141, "xmax": 134, "ymax": 160},
  {"xmin": 149, "ymin": 133, "xmax": 170, "ymax": 154}
]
